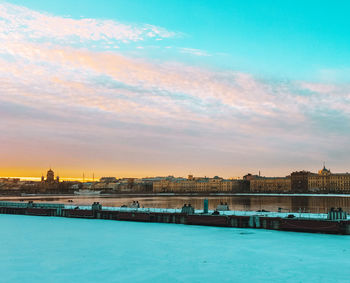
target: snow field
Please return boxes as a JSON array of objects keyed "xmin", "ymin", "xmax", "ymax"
[{"xmin": 0, "ymin": 215, "xmax": 350, "ymax": 282}]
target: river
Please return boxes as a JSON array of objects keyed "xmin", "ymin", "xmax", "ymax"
[{"xmin": 2, "ymin": 194, "xmax": 350, "ymax": 213}]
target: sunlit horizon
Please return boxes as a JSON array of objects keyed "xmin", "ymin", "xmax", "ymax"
[
  {"xmin": 0, "ymin": 176, "xmax": 96, "ymax": 182},
  {"xmin": 0, "ymin": 162, "xmax": 345, "ymax": 182}
]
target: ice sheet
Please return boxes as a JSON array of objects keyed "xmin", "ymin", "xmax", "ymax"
[{"xmin": 0, "ymin": 215, "xmax": 349, "ymax": 282}]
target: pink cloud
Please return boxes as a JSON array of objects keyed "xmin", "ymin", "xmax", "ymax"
[
  {"xmin": 300, "ymin": 82, "xmax": 339, "ymax": 94},
  {"xmin": 1, "ymin": 3, "xmax": 350, "ymax": 175}
]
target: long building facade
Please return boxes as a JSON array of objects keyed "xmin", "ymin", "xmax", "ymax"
[
  {"xmin": 153, "ymin": 175, "xmax": 249, "ymax": 193},
  {"xmin": 290, "ymin": 166, "xmax": 350, "ymax": 194},
  {"xmin": 248, "ymin": 166, "xmax": 350, "ymax": 194},
  {"xmin": 250, "ymin": 177, "xmax": 291, "ymax": 193},
  {"xmin": 307, "ymin": 166, "xmax": 350, "ymax": 193}
]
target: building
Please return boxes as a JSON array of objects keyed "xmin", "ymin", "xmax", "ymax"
[
  {"xmin": 93, "ymin": 177, "xmax": 156, "ymax": 193},
  {"xmin": 41, "ymin": 168, "xmax": 59, "ymax": 184},
  {"xmin": 307, "ymin": 166, "xmax": 350, "ymax": 193},
  {"xmin": 289, "ymin": 165, "xmax": 350, "ymax": 194},
  {"xmin": 99, "ymin": 177, "xmax": 117, "ymax": 183},
  {"xmin": 37, "ymin": 168, "xmax": 60, "ymax": 193},
  {"xmin": 291, "ymin": 171, "xmax": 310, "ymax": 193},
  {"xmin": 153, "ymin": 177, "xmax": 187, "ymax": 193},
  {"xmin": 250, "ymin": 177, "xmax": 291, "ymax": 193},
  {"xmin": 153, "ymin": 175, "xmax": 248, "ymax": 193},
  {"xmin": 243, "ymin": 173, "xmax": 260, "ymax": 181}
]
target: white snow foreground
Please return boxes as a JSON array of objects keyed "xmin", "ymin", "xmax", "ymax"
[{"xmin": 0, "ymin": 215, "xmax": 349, "ymax": 283}]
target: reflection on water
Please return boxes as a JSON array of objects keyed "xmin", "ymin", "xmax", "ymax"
[{"xmin": 2, "ymin": 195, "xmax": 350, "ymax": 213}]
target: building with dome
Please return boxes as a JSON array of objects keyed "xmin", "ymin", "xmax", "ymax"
[
  {"xmin": 308, "ymin": 165, "xmax": 350, "ymax": 193},
  {"xmin": 318, "ymin": 165, "xmax": 331, "ymax": 176},
  {"xmin": 252, "ymin": 165, "xmax": 350, "ymax": 194},
  {"xmin": 41, "ymin": 168, "xmax": 59, "ymax": 184}
]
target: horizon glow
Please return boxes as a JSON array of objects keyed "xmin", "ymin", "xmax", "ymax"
[{"xmin": 1, "ymin": 1, "xmax": 350, "ymax": 178}]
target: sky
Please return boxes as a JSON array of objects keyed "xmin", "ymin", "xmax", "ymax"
[{"xmin": 1, "ymin": 0, "xmax": 350, "ymax": 179}]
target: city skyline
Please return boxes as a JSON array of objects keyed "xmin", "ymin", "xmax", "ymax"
[
  {"xmin": 0, "ymin": 162, "xmax": 346, "ymax": 181},
  {"xmin": 1, "ymin": 1, "xmax": 350, "ymax": 178}
]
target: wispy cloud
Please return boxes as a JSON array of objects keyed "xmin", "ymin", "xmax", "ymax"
[
  {"xmin": 179, "ymin": 47, "xmax": 211, "ymax": 57},
  {"xmin": 0, "ymin": 2, "xmax": 176, "ymax": 47},
  {"xmin": 1, "ymin": 2, "xmax": 350, "ymax": 176}
]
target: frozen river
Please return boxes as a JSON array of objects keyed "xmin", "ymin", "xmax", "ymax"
[{"xmin": 1, "ymin": 215, "xmax": 350, "ymax": 282}]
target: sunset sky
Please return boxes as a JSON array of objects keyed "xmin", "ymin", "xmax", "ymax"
[{"xmin": 1, "ymin": 0, "xmax": 350, "ymax": 179}]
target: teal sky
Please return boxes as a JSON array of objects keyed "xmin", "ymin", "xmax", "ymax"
[{"xmin": 1, "ymin": 0, "xmax": 350, "ymax": 178}]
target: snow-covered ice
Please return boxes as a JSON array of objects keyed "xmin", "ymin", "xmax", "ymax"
[{"xmin": 1, "ymin": 215, "xmax": 350, "ymax": 283}]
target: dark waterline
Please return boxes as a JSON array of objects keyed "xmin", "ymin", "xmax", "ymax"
[{"xmin": 2, "ymin": 194, "xmax": 350, "ymax": 213}]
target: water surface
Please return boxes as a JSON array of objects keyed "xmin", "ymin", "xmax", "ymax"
[{"xmin": 2, "ymin": 194, "xmax": 350, "ymax": 213}]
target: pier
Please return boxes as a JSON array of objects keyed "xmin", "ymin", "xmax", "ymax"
[{"xmin": 1, "ymin": 201, "xmax": 350, "ymax": 234}]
